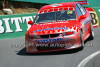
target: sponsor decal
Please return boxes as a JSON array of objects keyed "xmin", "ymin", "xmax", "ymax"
[
  {"xmin": 84, "ymin": 17, "xmax": 91, "ymax": 26},
  {"xmin": 51, "ymin": 4, "xmax": 62, "ymax": 7},
  {"xmin": 38, "ymin": 38, "xmax": 62, "ymax": 43},
  {"xmin": 34, "ymin": 27, "xmax": 68, "ymax": 33}
]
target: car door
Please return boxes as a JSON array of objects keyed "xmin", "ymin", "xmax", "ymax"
[{"xmin": 76, "ymin": 4, "xmax": 90, "ymax": 35}]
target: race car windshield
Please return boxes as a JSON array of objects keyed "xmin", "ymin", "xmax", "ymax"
[{"xmin": 35, "ymin": 10, "xmax": 77, "ymax": 23}]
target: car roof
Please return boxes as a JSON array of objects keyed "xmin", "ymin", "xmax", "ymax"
[{"xmin": 41, "ymin": 2, "xmax": 78, "ymax": 10}]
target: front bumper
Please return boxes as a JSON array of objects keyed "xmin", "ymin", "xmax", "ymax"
[{"xmin": 25, "ymin": 35, "xmax": 82, "ymax": 53}]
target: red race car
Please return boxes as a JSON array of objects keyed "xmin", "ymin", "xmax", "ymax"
[{"xmin": 25, "ymin": 1, "xmax": 94, "ymax": 53}]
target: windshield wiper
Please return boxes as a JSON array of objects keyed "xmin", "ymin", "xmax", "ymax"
[{"xmin": 56, "ymin": 11, "xmax": 65, "ymax": 22}]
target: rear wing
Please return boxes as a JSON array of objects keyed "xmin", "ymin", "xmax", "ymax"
[{"xmin": 75, "ymin": 1, "xmax": 89, "ymax": 5}]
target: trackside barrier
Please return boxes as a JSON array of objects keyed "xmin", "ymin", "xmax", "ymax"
[{"xmin": 0, "ymin": 13, "xmax": 37, "ymax": 39}]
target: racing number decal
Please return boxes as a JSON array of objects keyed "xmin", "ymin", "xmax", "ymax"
[
  {"xmin": 67, "ymin": 11, "xmax": 73, "ymax": 14},
  {"xmin": 90, "ymin": 13, "xmax": 97, "ymax": 25},
  {"xmin": 89, "ymin": 8, "xmax": 99, "ymax": 27}
]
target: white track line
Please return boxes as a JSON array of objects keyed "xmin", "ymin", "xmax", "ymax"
[{"xmin": 78, "ymin": 50, "xmax": 100, "ymax": 67}]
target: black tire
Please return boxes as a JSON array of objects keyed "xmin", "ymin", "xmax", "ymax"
[
  {"xmin": 89, "ymin": 23, "xmax": 94, "ymax": 40},
  {"xmin": 80, "ymin": 31, "xmax": 84, "ymax": 47}
]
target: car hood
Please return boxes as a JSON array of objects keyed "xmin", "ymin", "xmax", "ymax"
[{"xmin": 28, "ymin": 20, "xmax": 79, "ymax": 35}]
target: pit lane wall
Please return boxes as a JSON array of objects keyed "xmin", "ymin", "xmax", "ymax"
[{"xmin": 0, "ymin": 13, "xmax": 37, "ymax": 39}]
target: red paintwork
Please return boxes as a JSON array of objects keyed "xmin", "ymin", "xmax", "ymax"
[
  {"xmin": 86, "ymin": 8, "xmax": 94, "ymax": 11},
  {"xmin": 25, "ymin": 1, "xmax": 93, "ymax": 53},
  {"xmin": 75, "ymin": 1, "xmax": 89, "ymax": 5},
  {"xmin": 28, "ymin": 20, "xmax": 80, "ymax": 35}
]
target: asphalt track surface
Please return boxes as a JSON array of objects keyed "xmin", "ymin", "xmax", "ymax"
[{"xmin": 0, "ymin": 28, "xmax": 100, "ymax": 67}]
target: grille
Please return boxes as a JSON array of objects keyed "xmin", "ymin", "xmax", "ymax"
[
  {"xmin": 40, "ymin": 35, "xmax": 49, "ymax": 38},
  {"xmin": 37, "ymin": 45, "xmax": 61, "ymax": 50},
  {"xmin": 40, "ymin": 34, "xmax": 60, "ymax": 38},
  {"xmin": 50, "ymin": 34, "xmax": 59, "ymax": 38}
]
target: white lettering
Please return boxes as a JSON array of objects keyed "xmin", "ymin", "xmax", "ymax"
[
  {"xmin": 11, "ymin": 17, "xmax": 23, "ymax": 32},
  {"xmin": 3, "ymin": 18, "xmax": 13, "ymax": 33},
  {"xmin": 22, "ymin": 16, "xmax": 33, "ymax": 30},
  {"xmin": 0, "ymin": 20, "xmax": 4, "ymax": 33}
]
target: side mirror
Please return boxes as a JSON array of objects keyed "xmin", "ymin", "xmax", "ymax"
[
  {"xmin": 79, "ymin": 15, "xmax": 86, "ymax": 19},
  {"xmin": 28, "ymin": 21, "xmax": 34, "ymax": 25}
]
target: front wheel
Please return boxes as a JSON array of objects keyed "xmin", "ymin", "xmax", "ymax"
[
  {"xmin": 80, "ymin": 31, "xmax": 84, "ymax": 47},
  {"xmin": 89, "ymin": 23, "xmax": 94, "ymax": 40}
]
